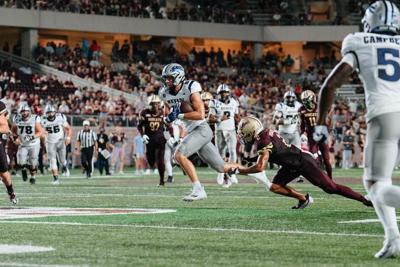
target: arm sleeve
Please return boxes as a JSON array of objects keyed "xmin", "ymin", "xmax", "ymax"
[{"xmin": 190, "ymin": 81, "xmax": 202, "ymax": 94}]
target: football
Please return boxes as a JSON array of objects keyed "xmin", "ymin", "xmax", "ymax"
[{"xmin": 180, "ymin": 101, "xmax": 193, "ymax": 113}]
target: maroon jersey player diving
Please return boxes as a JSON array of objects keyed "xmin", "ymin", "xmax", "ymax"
[
  {"xmin": 228, "ymin": 116, "xmax": 372, "ymax": 208},
  {"xmin": 299, "ymin": 90, "xmax": 332, "ymax": 179},
  {"xmin": 138, "ymin": 95, "xmax": 166, "ymax": 186}
]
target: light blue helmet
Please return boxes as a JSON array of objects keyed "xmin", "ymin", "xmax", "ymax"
[
  {"xmin": 362, "ymin": 1, "xmax": 400, "ymax": 34},
  {"xmin": 217, "ymin": 84, "xmax": 230, "ymax": 94},
  {"xmin": 161, "ymin": 63, "xmax": 185, "ymax": 86}
]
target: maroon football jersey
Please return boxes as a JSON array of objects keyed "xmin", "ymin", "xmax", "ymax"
[
  {"xmin": 255, "ymin": 129, "xmax": 302, "ymax": 168},
  {"xmin": 299, "ymin": 105, "xmax": 318, "ymax": 139},
  {"xmin": 138, "ymin": 108, "xmax": 164, "ymax": 139}
]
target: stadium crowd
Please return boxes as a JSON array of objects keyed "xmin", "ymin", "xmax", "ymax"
[{"xmin": 1, "ymin": 39, "xmax": 368, "ymax": 170}]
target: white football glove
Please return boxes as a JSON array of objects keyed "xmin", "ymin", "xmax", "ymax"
[
  {"xmin": 142, "ymin": 134, "xmax": 150, "ymax": 144},
  {"xmin": 313, "ymin": 125, "xmax": 329, "ymax": 144},
  {"xmin": 167, "ymin": 137, "xmax": 176, "ymax": 147}
]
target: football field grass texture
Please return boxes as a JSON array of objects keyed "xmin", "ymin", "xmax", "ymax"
[{"xmin": 0, "ymin": 167, "xmax": 399, "ymax": 267}]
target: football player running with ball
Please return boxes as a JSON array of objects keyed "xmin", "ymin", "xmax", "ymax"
[
  {"xmin": 159, "ymin": 63, "xmax": 232, "ymax": 201},
  {"xmin": 315, "ymin": 1, "xmax": 400, "ymax": 258}
]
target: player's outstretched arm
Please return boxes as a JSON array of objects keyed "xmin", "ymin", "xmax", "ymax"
[
  {"xmin": 317, "ymin": 62, "xmax": 354, "ymax": 125},
  {"xmin": 235, "ymin": 150, "xmax": 269, "ymax": 174}
]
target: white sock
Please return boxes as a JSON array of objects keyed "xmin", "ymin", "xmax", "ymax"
[
  {"xmin": 369, "ymin": 181, "xmax": 400, "ymax": 240},
  {"xmin": 193, "ymin": 181, "xmax": 202, "ymax": 191},
  {"xmin": 249, "ymin": 171, "xmax": 272, "ymax": 189},
  {"xmin": 379, "ymin": 184, "xmax": 400, "ymax": 208}
]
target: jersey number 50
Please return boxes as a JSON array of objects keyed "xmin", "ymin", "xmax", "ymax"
[{"xmin": 377, "ymin": 48, "xmax": 400, "ymax": 82}]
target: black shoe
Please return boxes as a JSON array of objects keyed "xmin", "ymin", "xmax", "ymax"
[
  {"xmin": 106, "ymin": 173, "xmax": 111, "ymax": 176},
  {"xmin": 167, "ymin": 176, "xmax": 174, "ymax": 183},
  {"xmin": 297, "ymin": 177, "xmax": 304, "ymax": 183},
  {"xmin": 363, "ymin": 195, "xmax": 373, "ymax": 207},
  {"xmin": 158, "ymin": 182, "xmax": 165, "ymax": 187},
  {"xmin": 292, "ymin": 194, "xmax": 313, "ymax": 209},
  {"xmin": 22, "ymin": 170, "xmax": 28, "ymax": 182},
  {"xmin": 86, "ymin": 174, "xmax": 91, "ymax": 179},
  {"xmin": 9, "ymin": 192, "xmax": 18, "ymax": 205},
  {"xmin": 29, "ymin": 178, "xmax": 36, "ymax": 184}
]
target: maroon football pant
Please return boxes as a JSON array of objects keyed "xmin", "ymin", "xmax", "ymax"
[
  {"xmin": 309, "ymin": 138, "xmax": 332, "ymax": 179},
  {"xmin": 272, "ymin": 153, "xmax": 366, "ymax": 204}
]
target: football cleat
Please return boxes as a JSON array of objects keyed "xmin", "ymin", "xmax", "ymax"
[
  {"xmin": 21, "ymin": 170, "xmax": 28, "ymax": 182},
  {"xmin": 222, "ymin": 177, "xmax": 232, "ymax": 188},
  {"xmin": 217, "ymin": 173, "xmax": 224, "ymax": 185},
  {"xmin": 52, "ymin": 179, "xmax": 60, "ymax": 185},
  {"xmin": 292, "ymin": 194, "xmax": 313, "ymax": 209},
  {"xmin": 229, "ymin": 174, "xmax": 238, "ymax": 184},
  {"xmin": 167, "ymin": 176, "xmax": 174, "ymax": 183},
  {"xmin": 183, "ymin": 188, "xmax": 207, "ymax": 202},
  {"xmin": 29, "ymin": 178, "xmax": 36, "ymax": 185},
  {"xmin": 375, "ymin": 236, "xmax": 400, "ymax": 259},
  {"xmin": 9, "ymin": 192, "xmax": 18, "ymax": 205},
  {"xmin": 297, "ymin": 177, "xmax": 304, "ymax": 183}
]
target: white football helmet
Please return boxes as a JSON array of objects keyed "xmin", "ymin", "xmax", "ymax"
[
  {"xmin": 161, "ymin": 63, "xmax": 185, "ymax": 86},
  {"xmin": 44, "ymin": 104, "xmax": 56, "ymax": 120},
  {"xmin": 201, "ymin": 92, "xmax": 214, "ymax": 101},
  {"xmin": 362, "ymin": 1, "xmax": 400, "ymax": 34},
  {"xmin": 18, "ymin": 103, "xmax": 31, "ymax": 120},
  {"xmin": 283, "ymin": 91, "xmax": 296, "ymax": 107},
  {"xmin": 217, "ymin": 84, "xmax": 230, "ymax": 94}
]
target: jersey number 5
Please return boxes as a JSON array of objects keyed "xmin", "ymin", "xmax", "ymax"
[{"xmin": 377, "ymin": 48, "xmax": 400, "ymax": 81}]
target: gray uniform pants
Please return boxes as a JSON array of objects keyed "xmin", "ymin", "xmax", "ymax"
[
  {"xmin": 364, "ymin": 112, "xmax": 400, "ymax": 182},
  {"xmin": 175, "ymin": 122, "xmax": 225, "ymax": 173},
  {"xmin": 216, "ymin": 130, "xmax": 237, "ymax": 163},
  {"xmin": 46, "ymin": 139, "xmax": 67, "ymax": 169},
  {"xmin": 278, "ymin": 131, "xmax": 301, "ymax": 148},
  {"xmin": 17, "ymin": 142, "xmax": 40, "ymax": 167}
]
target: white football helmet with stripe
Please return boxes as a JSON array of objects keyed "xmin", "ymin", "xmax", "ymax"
[{"xmin": 362, "ymin": 1, "xmax": 400, "ymax": 34}]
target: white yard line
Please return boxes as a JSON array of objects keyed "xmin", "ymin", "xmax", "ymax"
[
  {"xmin": 338, "ymin": 217, "xmax": 400, "ymax": 224},
  {"xmin": 0, "ymin": 220, "xmax": 382, "ymax": 238},
  {"xmin": 0, "ymin": 263, "xmax": 87, "ymax": 267}
]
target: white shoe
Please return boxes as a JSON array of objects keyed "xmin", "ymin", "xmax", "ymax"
[
  {"xmin": 183, "ymin": 188, "xmax": 207, "ymax": 202},
  {"xmin": 230, "ymin": 174, "xmax": 238, "ymax": 184},
  {"xmin": 222, "ymin": 177, "xmax": 232, "ymax": 188},
  {"xmin": 52, "ymin": 179, "xmax": 60, "ymax": 185},
  {"xmin": 145, "ymin": 169, "xmax": 151, "ymax": 175},
  {"xmin": 217, "ymin": 173, "xmax": 224, "ymax": 185},
  {"xmin": 118, "ymin": 171, "xmax": 125, "ymax": 175},
  {"xmin": 375, "ymin": 236, "xmax": 400, "ymax": 259},
  {"xmin": 65, "ymin": 168, "xmax": 70, "ymax": 177}
]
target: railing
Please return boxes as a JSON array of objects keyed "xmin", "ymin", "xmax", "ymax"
[{"xmin": 0, "ymin": 50, "xmax": 135, "ymax": 102}]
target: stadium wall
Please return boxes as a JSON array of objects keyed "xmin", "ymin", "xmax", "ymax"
[{"xmin": 0, "ymin": 8, "xmax": 358, "ymax": 42}]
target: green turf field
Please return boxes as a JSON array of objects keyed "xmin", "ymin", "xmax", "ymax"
[{"xmin": 0, "ymin": 167, "xmax": 399, "ymax": 267}]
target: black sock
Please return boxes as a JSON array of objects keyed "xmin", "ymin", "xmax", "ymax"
[
  {"xmin": 53, "ymin": 175, "xmax": 58, "ymax": 181},
  {"xmin": 6, "ymin": 184, "xmax": 14, "ymax": 195}
]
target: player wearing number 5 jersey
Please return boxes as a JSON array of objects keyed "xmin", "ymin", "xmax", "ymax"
[
  {"xmin": 315, "ymin": 1, "xmax": 400, "ymax": 258},
  {"xmin": 41, "ymin": 105, "xmax": 72, "ymax": 184},
  {"xmin": 209, "ymin": 84, "xmax": 240, "ymax": 186},
  {"xmin": 273, "ymin": 91, "xmax": 302, "ymax": 149},
  {"xmin": 12, "ymin": 103, "xmax": 44, "ymax": 184}
]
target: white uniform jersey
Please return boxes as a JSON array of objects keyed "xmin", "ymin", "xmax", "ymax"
[
  {"xmin": 342, "ymin": 32, "xmax": 400, "ymax": 122},
  {"xmin": 273, "ymin": 101, "xmax": 302, "ymax": 134},
  {"xmin": 209, "ymin": 98, "xmax": 239, "ymax": 131},
  {"xmin": 13, "ymin": 114, "xmax": 40, "ymax": 146},
  {"xmin": 159, "ymin": 80, "xmax": 205, "ymax": 133},
  {"xmin": 41, "ymin": 113, "xmax": 68, "ymax": 143}
]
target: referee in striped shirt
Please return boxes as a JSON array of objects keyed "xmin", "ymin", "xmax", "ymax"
[{"xmin": 76, "ymin": 120, "xmax": 97, "ymax": 178}]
